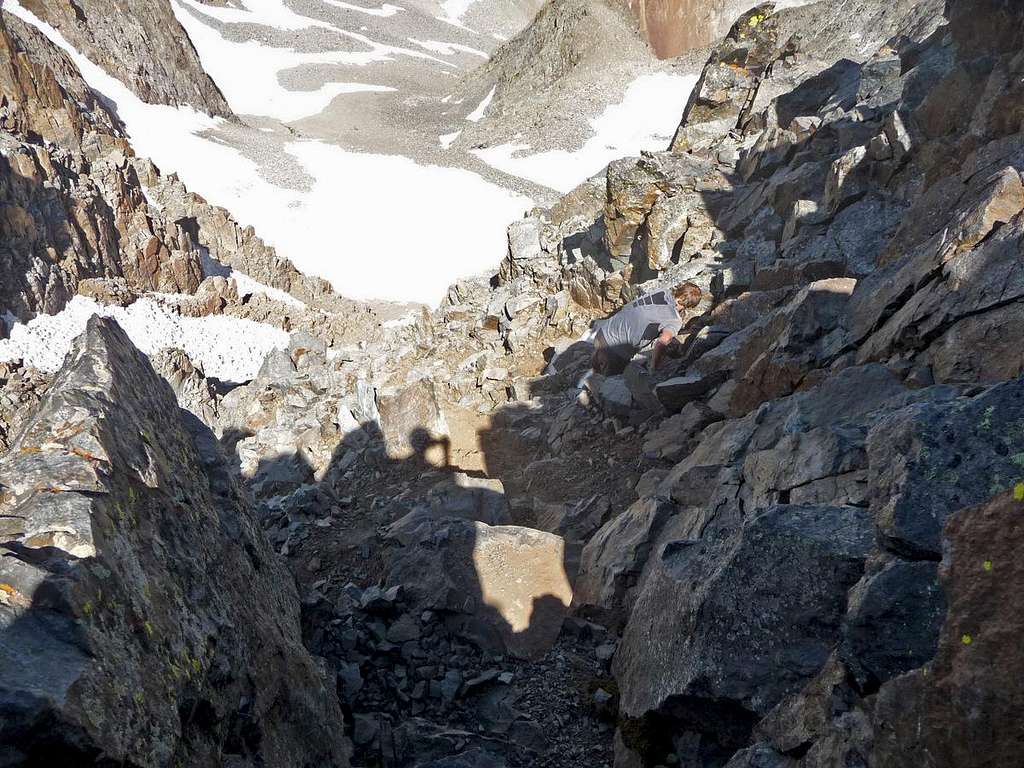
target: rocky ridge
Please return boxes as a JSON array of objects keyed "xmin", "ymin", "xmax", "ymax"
[
  {"xmin": 20, "ymin": 0, "xmax": 232, "ymax": 116},
  {"xmin": 1, "ymin": 0, "xmax": 1023, "ymax": 766}
]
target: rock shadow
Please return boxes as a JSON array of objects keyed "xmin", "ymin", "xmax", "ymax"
[{"xmin": 231, "ymin": 407, "xmax": 579, "ymax": 766}]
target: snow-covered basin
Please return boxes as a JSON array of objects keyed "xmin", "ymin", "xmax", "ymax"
[
  {"xmin": 472, "ymin": 72, "xmax": 699, "ymax": 194},
  {"xmin": 4, "ymin": 1, "xmax": 531, "ymax": 306},
  {"xmin": 0, "ymin": 297, "xmax": 288, "ymax": 383}
]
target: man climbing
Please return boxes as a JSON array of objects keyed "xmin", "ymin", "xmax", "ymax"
[{"xmin": 591, "ymin": 282, "xmax": 701, "ymax": 375}]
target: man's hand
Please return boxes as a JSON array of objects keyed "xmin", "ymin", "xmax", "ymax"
[{"xmin": 651, "ymin": 328, "xmax": 676, "ymax": 370}]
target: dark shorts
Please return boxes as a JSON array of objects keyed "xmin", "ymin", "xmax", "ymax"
[{"xmin": 591, "ymin": 329, "xmax": 634, "ymax": 376}]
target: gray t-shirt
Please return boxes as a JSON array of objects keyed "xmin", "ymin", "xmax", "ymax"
[{"xmin": 597, "ymin": 289, "xmax": 682, "ymax": 352}]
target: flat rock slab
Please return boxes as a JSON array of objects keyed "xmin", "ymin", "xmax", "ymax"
[
  {"xmin": 473, "ymin": 525, "xmax": 573, "ymax": 657},
  {"xmin": 385, "ymin": 510, "xmax": 572, "ymax": 659}
]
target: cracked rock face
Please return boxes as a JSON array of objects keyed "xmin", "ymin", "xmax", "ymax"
[{"xmin": 0, "ymin": 317, "xmax": 349, "ymax": 767}]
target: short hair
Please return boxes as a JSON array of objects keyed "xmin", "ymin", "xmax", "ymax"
[{"xmin": 671, "ymin": 282, "xmax": 702, "ymax": 308}]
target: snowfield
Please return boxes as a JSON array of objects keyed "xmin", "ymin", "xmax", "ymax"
[
  {"xmin": 5, "ymin": 0, "xmax": 530, "ymax": 306},
  {"xmin": 472, "ymin": 72, "xmax": 699, "ymax": 193},
  {"xmin": 0, "ymin": 297, "xmax": 289, "ymax": 383},
  {"xmin": 2, "ymin": 0, "xmax": 697, "ymax": 307}
]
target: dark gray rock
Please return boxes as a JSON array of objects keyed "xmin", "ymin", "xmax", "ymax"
[
  {"xmin": 415, "ymin": 749, "xmax": 506, "ymax": 768},
  {"xmin": 616, "ymin": 505, "xmax": 874, "ymax": 730},
  {"xmin": 391, "ymin": 718, "xmax": 505, "ymax": 768},
  {"xmin": 866, "ymin": 377, "xmax": 1024, "ymax": 558},
  {"xmin": 427, "ymin": 473, "xmax": 511, "ymax": 525},
  {"xmin": 575, "ymin": 497, "xmax": 676, "ymax": 626},
  {"xmin": 655, "ymin": 371, "xmax": 726, "ymax": 413},
  {"xmin": 722, "ymin": 743, "xmax": 797, "ymax": 768},
  {"xmin": 840, "ymin": 559, "xmax": 946, "ymax": 691},
  {"xmin": 353, "ymin": 713, "xmax": 381, "ymax": 746}
]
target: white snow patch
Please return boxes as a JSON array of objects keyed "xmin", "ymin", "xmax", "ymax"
[
  {"xmin": 382, "ymin": 312, "xmax": 418, "ymax": 329},
  {"xmin": 440, "ymin": 0, "xmax": 480, "ymax": 22},
  {"xmin": 435, "ymin": 14, "xmax": 474, "ymax": 32},
  {"xmin": 491, "ymin": 33, "xmax": 507, "ymax": 41},
  {"xmin": 0, "ymin": 296, "xmax": 288, "ymax": 382},
  {"xmin": 439, "ymin": 130, "xmax": 462, "ymax": 149},
  {"xmin": 140, "ymin": 186, "xmax": 164, "ymax": 212},
  {"xmin": 466, "ymin": 86, "xmax": 495, "ymax": 122},
  {"xmin": 271, "ymin": 141, "xmax": 529, "ymax": 304},
  {"xmin": 472, "ymin": 72, "xmax": 697, "ymax": 193},
  {"xmin": 323, "ymin": 0, "xmax": 405, "ymax": 17},
  {"xmin": 5, "ymin": 0, "xmax": 529, "ymax": 306},
  {"xmin": 409, "ymin": 38, "xmax": 489, "ymax": 58},
  {"xmin": 173, "ymin": 0, "xmax": 396, "ymax": 121}
]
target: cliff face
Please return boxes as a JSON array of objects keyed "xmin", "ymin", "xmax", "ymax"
[
  {"xmin": 483, "ymin": 0, "xmax": 1024, "ymax": 762},
  {"xmin": 20, "ymin": 0, "xmax": 232, "ymax": 116}
]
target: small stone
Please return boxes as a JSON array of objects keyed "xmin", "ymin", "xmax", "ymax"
[
  {"xmin": 440, "ymin": 669, "xmax": 463, "ymax": 704},
  {"xmin": 386, "ymin": 614, "xmax": 421, "ymax": 643},
  {"xmin": 360, "ymin": 584, "xmax": 400, "ymax": 613},
  {"xmin": 337, "ymin": 662, "xmax": 363, "ymax": 703},
  {"xmin": 462, "ymin": 668, "xmax": 500, "ymax": 694},
  {"xmin": 352, "ymin": 713, "xmax": 380, "ymax": 746},
  {"xmin": 591, "ymin": 688, "xmax": 617, "ymax": 720}
]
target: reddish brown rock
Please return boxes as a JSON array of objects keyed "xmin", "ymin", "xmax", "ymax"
[
  {"xmin": 872, "ymin": 490, "xmax": 1024, "ymax": 767},
  {"xmin": 627, "ymin": 0, "xmax": 760, "ymax": 59}
]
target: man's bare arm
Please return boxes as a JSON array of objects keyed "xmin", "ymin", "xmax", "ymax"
[{"xmin": 651, "ymin": 328, "xmax": 676, "ymax": 370}]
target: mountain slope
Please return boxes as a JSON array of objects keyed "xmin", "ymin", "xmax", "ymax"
[{"xmin": 21, "ymin": 0, "xmax": 232, "ymax": 115}]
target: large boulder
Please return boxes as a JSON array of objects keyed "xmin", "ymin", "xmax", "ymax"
[
  {"xmin": 0, "ymin": 318, "xmax": 349, "ymax": 766},
  {"xmin": 615, "ymin": 504, "xmax": 873, "ymax": 751},
  {"xmin": 382, "ymin": 510, "xmax": 572, "ymax": 659},
  {"xmin": 839, "ymin": 558, "xmax": 945, "ymax": 692},
  {"xmin": 376, "ymin": 379, "xmax": 451, "ymax": 460},
  {"xmin": 692, "ymin": 278, "xmax": 856, "ymax": 417},
  {"xmin": 866, "ymin": 377, "xmax": 1024, "ymax": 559},
  {"xmin": 574, "ymin": 497, "xmax": 676, "ymax": 627}
]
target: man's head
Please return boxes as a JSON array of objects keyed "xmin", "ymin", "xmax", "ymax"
[{"xmin": 671, "ymin": 282, "xmax": 702, "ymax": 313}]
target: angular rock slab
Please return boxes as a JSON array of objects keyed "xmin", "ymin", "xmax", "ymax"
[
  {"xmin": 384, "ymin": 510, "xmax": 572, "ymax": 659},
  {"xmin": 0, "ymin": 318, "xmax": 349, "ymax": 767},
  {"xmin": 615, "ymin": 505, "xmax": 873, "ymax": 725}
]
